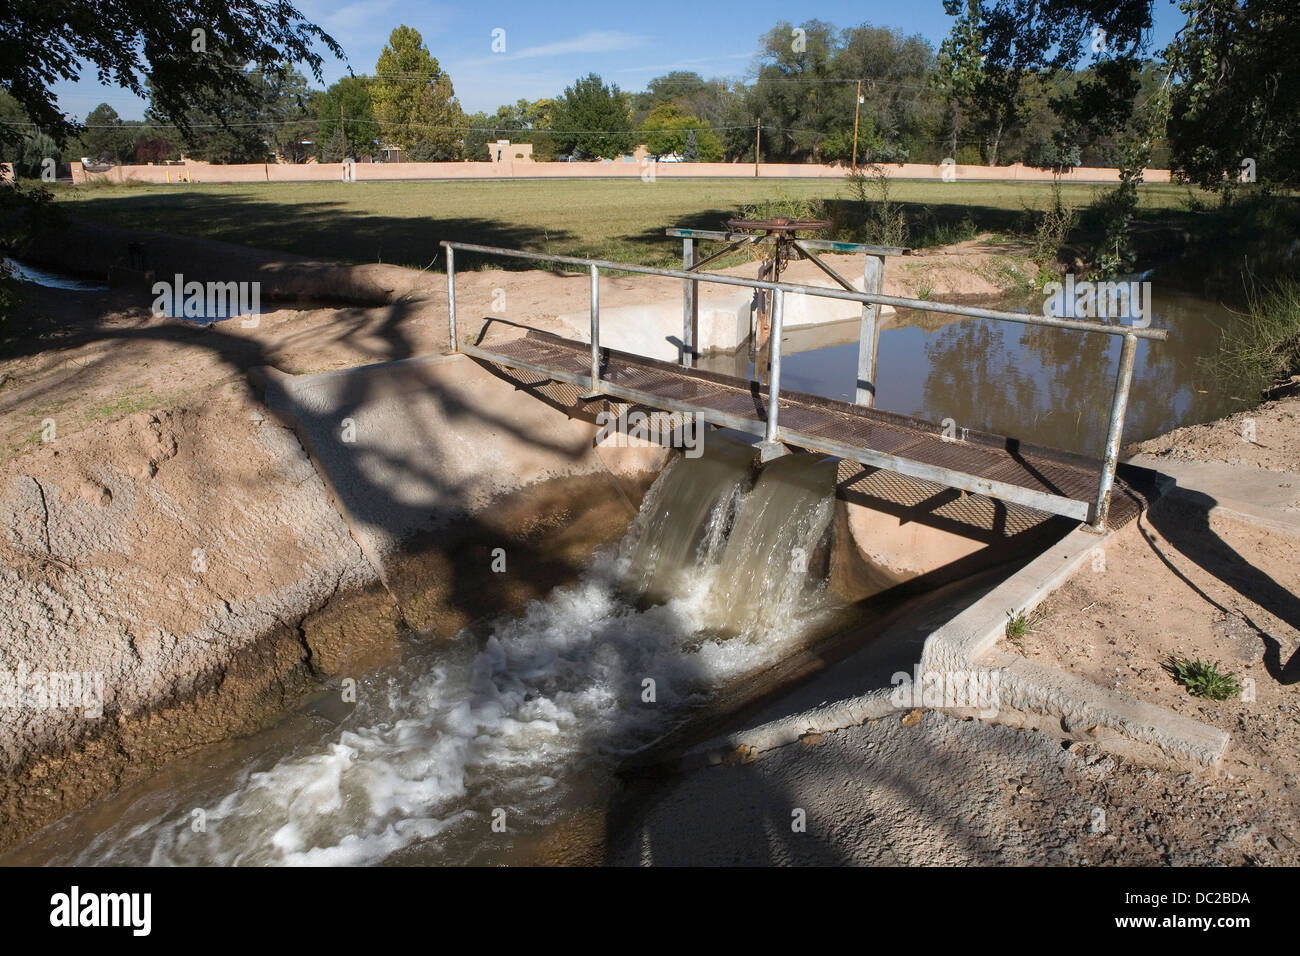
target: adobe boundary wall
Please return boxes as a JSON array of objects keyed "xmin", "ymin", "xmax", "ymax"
[{"xmin": 70, "ymin": 159, "xmax": 1172, "ymax": 186}]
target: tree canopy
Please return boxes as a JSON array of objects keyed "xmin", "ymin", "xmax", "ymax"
[
  {"xmin": 640, "ymin": 104, "xmax": 723, "ymax": 161},
  {"xmin": 1165, "ymin": 0, "xmax": 1300, "ymax": 189},
  {"xmin": 552, "ymin": 74, "xmax": 634, "ymax": 159},
  {"xmin": 0, "ymin": 0, "xmax": 340, "ymax": 148},
  {"xmin": 317, "ymin": 76, "xmax": 379, "ymax": 161},
  {"xmin": 371, "ymin": 25, "xmax": 465, "ymax": 160}
]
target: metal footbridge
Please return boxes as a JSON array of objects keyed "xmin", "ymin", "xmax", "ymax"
[{"xmin": 441, "ymin": 231, "xmax": 1166, "ymax": 532}]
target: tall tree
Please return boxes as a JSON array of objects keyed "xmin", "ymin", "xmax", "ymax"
[
  {"xmin": 748, "ymin": 20, "xmax": 840, "ymax": 162},
  {"xmin": 147, "ymin": 66, "xmax": 313, "ymax": 164},
  {"xmin": 632, "ymin": 71, "xmax": 709, "ymax": 123},
  {"xmin": 835, "ymin": 24, "xmax": 941, "ymax": 163},
  {"xmin": 552, "ymin": 74, "xmax": 634, "ymax": 159},
  {"xmin": 939, "ymin": 1, "xmax": 1151, "ymax": 166},
  {"xmin": 317, "ymin": 76, "xmax": 380, "ymax": 161},
  {"xmin": 641, "ymin": 103, "xmax": 723, "ymax": 160},
  {"xmin": 263, "ymin": 68, "xmax": 317, "ymax": 163},
  {"xmin": 371, "ymin": 26, "xmax": 465, "ymax": 160},
  {"xmin": 941, "ymin": 1, "xmax": 1154, "ymax": 272},
  {"xmin": 81, "ymin": 103, "xmax": 135, "ymax": 163}
]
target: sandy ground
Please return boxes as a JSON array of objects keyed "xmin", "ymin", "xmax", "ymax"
[
  {"xmin": 603, "ymin": 708, "xmax": 1294, "ymax": 865},
  {"xmin": 974, "ymin": 396, "xmax": 1300, "ymax": 860},
  {"xmin": 1127, "ymin": 397, "xmax": 1300, "ymax": 473}
]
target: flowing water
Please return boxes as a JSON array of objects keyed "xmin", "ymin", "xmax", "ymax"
[
  {"xmin": 3, "ymin": 257, "xmax": 108, "ymax": 292},
  {"xmin": 4, "ymin": 440, "xmax": 851, "ymax": 866}
]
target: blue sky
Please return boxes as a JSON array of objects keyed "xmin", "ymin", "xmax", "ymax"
[{"xmin": 48, "ymin": 0, "xmax": 1189, "ymax": 122}]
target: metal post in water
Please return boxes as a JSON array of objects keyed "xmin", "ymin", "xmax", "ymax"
[
  {"xmin": 682, "ymin": 237, "xmax": 698, "ymax": 367},
  {"xmin": 446, "ymin": 245, "xmax": 457, "ymax": 352},
  {"xmin": 589, "ymin": 264, "xmax": 601, "ymax": 392},
  {"xmin": 855, "ymin": 253, "xmax": 884, "ymax": 406},
  {"xmin": 756, "ymin": 289, "xmax": 787, "ymax": 462},
  {"xmin": 1091, "ymin": 332, "xmax": 1139, "ymax": 532}
]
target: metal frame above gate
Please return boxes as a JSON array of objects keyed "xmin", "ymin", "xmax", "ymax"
[{"xmin": 667, "ymin": 226, "xmax": 909, "ymax": 408}]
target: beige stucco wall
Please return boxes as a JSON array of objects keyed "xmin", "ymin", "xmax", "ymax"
[{"xmin": 70, "ymin": 159, "xmax": 1172, "ymax": 186}]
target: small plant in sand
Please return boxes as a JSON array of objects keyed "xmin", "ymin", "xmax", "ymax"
[
  {"xmin": 1004, "ymin": 604, "xmax": 1048, "ymax": 652},
  {"xmin": 1165, "ymin": 656, "xmax": 1241, "ymax": 701}
]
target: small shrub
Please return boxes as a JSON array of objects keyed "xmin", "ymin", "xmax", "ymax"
[
  {"xmin": 844, "ymin": 164, "xmax": 908, "ymax": 247},
  {"xmin": 1005, "ymin": 604, "xmax": 1048, "ymax": 651},
  {"xmin": 737, "ymin": 193, "xmax": 826, "ymax": 226},
  {"xmin": 1202, "ymin": 278, "xmax": 1300, "ymax": 398},
  {"xmin": 1029, "ymin": 180, "xmax": 1076, "ymax": 278},
  {"xmin": 914, "ymin": 268, "xmax": 936, "ymax": 301},
  {"xmin": 1165, "ymin": 655, "xmax": 1241, "ymax": 701},
  {"xmin": 978, "ymin": 256, "xmax": 1039, "ymax": 296}
]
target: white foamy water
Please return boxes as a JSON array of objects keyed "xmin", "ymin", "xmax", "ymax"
[{"xmin": 16, "ymin": 446, "xmax": 846, "ymax": 866}]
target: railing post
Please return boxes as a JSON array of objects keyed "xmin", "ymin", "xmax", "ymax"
[
  {"xmin": 1091, "ymin": 331, "xmax": 1139, "ymax": 532},
  {"xmin": 682, "ymin": 236, "xmax": 698, "ymax": 367},
  {"xmin": 589, "ymin": 264, "xmax": 601, "ymax": 392},
  {"xmin": 855, "ymin": 253, "xmax": 884, "ymax": 406},
  {"xmin": 756, "ymin": 289, "xmax": 786, "ymax": 462},
  {"xmin": 446, "ymin": 244, "xmax": 457, "ymax": 352}
]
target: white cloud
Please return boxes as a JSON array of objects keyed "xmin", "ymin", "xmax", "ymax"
[
  {"xmin": 507, "ymin": 30, "xmax": 648, "ymax": 60},
  {"xmin": 612, "ymin": 50, "xmax": 757, "ymax": 75}
]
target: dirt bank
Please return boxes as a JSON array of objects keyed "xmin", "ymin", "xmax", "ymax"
[
  {"xmin": 0, "ymin": 391, "xmax": 397, "ymax": 847},
  {"xmin": 1127, "ymin": 396, "xmax": 1300, "ymax": 473},
  {"xmin": 992, "ymin": 395, "xmax": 1300, "ymax": 851}
]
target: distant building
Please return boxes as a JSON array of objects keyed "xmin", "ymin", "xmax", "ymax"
[{"xmin": 487, "ymin": 140, "xmax": 533, "ymax": 163}]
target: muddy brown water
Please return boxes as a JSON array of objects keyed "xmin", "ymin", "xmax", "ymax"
[{"xmin": 701, "ymin": 286, "xmax": 1239, "ymax": 458}]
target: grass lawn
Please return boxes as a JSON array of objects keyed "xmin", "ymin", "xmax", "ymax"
[{"xmin": 52, "ymin": 177, "xmax": 1200, "ymax": 272}]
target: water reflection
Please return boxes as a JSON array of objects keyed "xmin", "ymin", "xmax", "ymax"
[{"xmin": 701, "ymin": 288, "xmax": 1236, "ymax": 458}]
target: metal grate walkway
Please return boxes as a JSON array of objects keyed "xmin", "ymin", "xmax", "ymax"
[{"xmin": 462, "ymin": 328, "xmax": 1142, "ymax": 525}]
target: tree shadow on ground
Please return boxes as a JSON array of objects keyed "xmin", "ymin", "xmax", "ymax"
[
  {"xmin": 1143, "ymin": 494, "xmax": 1300, "ymax": 685},
  {"xmin": 60, "ymin": 191, "xmax": 578, "ymax": 270}
]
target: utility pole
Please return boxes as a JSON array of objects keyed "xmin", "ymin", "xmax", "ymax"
[
  {"xmin": 851, "ymin": 79, "xmax": 863, "ymax": 169},
  {"xmin": 339, "ymin": 101, "xmax": 347, "ymax": 161},
  {"xmin": 754, "ymin": 123, "xmax": 760, "ymax": 177}
]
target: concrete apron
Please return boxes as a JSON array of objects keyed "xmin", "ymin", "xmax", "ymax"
[
  {"xmin": 668, "ymin": 506, "xmax": 1230, "ymax": 771},
  {"xmin": 1125, "ymin": 452, "xmax": 1300, "ymax": 537}
]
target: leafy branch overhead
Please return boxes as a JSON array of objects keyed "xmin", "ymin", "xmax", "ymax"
[{"xmin": 0, "ymin": 0, "xmax": 341, "ymax": 148}]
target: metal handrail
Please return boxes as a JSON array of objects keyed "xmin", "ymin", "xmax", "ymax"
[
  {"xmin": 440, "ymin": 239, "xmax": 1161, "ymax": 531},
  {"xmin": 440, "ymin": 240, "xmax": 1167, "ymax": 341}
]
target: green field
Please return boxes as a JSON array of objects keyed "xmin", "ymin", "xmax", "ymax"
[{"xmin": 53, "ymin": 177, "xmax": 1199, "ymax": 271}]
